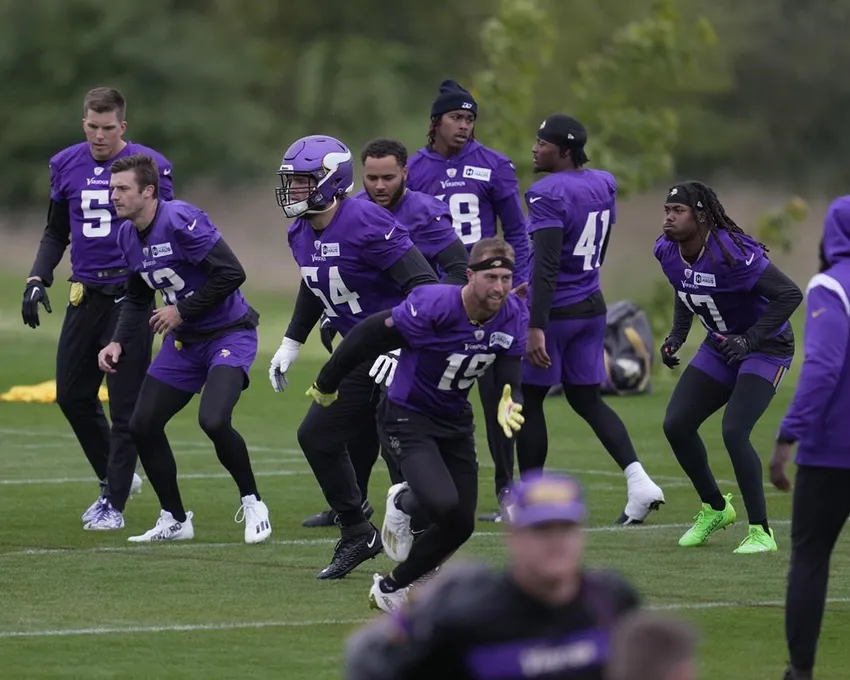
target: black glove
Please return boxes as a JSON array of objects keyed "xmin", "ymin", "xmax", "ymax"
[
  {"xmin": 22, "ymin": 280, "xmax": 52, "ymax": 329},
  {"xmin": 319, "ymin": 313, "xmax": 337, "ymax": 354},
  {"xmin": 660, "ymin": 336, "xmax": 683, "ymax": 368},
  {"xmin": 718, "ymin": 334, "xmax": 750, "ymax": 364}
]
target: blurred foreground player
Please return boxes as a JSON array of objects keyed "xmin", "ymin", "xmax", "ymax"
[
  {"xmin": 407, "ymin": 80, "xmax": 530, "ymax": 520},
  {"xmin": 97, "ymin": 154, "xmax": 270, "ymax": 543},
  {"xmin": 656, "ymin": 181, "xmax": 802, "ymax": 553},
  {"xmin": 24, "ymin": 87, "xmax": 172, "ymax": 528},
  {"xmin": 301, "ymin": 137, "xmax": 468, "ymax": 528},
  {"xmin": 518, "ymin": 113, "xmax": 665, "ymax": 525},
  {"xmin": 272, "ymin": 134, "xmax": 439, "ymax": 578},
  {"xmin": 607, "ymin": 610, "xmax": 699, "ymax": 680},
  {"xmin": 309, "ymin": 238, "xmax": 527, "ymax": 610},
  {"xmin": 343, "ymin": 471, "xmax": 640, "ymax": 680},
  {"xmin": 772, "ymin": 196, "xmax": 850, "ymax": 680}
]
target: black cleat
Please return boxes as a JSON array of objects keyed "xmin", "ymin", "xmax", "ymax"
[
  {"xmin": 317, "ymin": 522, "xmax": 383, "ymax": 580},
  {"xmin": 302, "ymin": 499, "xmax": 374, "ymax": 528}
]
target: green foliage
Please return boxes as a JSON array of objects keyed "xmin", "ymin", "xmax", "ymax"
[{"xmin": 756, "ymin": 197, "xmax": 809, "ymax": 254}]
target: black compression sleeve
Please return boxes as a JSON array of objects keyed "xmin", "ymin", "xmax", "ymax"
[
  {"xmin": 529, "ymin": 227, "xmax": 563, "ymax": 329},
  {"xmin": 113, "ymin": 274, "xmax": 156, "ymax": 346},
  {"xmin": 314, "ymin": 310, "xmax": 406, "ymax": 393},
  {"xmin": 492, "ymin": 355, "xmax": 523, "ymax": 403},
  {"xmin": 175, "ymin": 239, "xmax": 246, "ymax": 321},
  {"xmin": 434, "ymin": 239, "xmax": 469, "ymax": 286},
  {"xmin": 29, "ymin": 199, "xmax": 71, "ymax": 286},
  {"xmin": 669, "ymin": 294, "xmax": 694, "ymax": 341},
  {"xmin": 285, "ymin": 280, "xmax": 325, "ymax": 344},
  {"xmin": 744, "ymin": 262, "xmax": 804, "ymax": 348},
  {"xmin": 387, "ymin": 247, "xmax": 440, "ymax": 294}
]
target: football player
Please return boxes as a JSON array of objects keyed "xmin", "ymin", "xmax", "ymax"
[
  {"xmin": 519, "ymin": 114, "xmax": 665, "ymax": 525},
  {"xmin": 24, "ymin": 87, "xmax": 171, "ymax": 530},
  {"xmin": 406, "ymin": 79, "xmax": 530, "ymax": 521},
  {"xmin": 97, "ymin": 153, "xmax": 270, "ymax": 543},
  {"xmin": 656, "ymin": 180, "xmax": 802, "ymax": 552},
  {"xmin": 271, "ymin": 135, "xmax": 439, "ymax": 579}
]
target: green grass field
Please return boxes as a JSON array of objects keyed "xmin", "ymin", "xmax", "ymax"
[{"xmin": 0, "ymin": 276, "xmax": 848, "ymax": 679}]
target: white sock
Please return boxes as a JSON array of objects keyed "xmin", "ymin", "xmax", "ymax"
[{"xmin": 624, "ymin": 461, "xmax": 647, "ymax": 483}]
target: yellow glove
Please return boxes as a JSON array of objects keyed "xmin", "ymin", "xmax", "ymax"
[
  {"xmin": 497, "ymin": 384, "xmax": 524, "ymax": 438},
  {"xmin": 306, "ymin": 383, "xmax": 338, "ymax": 407}
]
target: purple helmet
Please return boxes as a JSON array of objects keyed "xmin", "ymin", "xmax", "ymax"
[{"xmin": 276, "ymin": 135, "xmax": 355, "ymax": 218}]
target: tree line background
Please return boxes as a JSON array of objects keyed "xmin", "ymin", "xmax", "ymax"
[{"xmin": 0, "ymin": 0, "xmax": 842, "ymax": 326}]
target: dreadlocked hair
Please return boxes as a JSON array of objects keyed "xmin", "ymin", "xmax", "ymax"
[
  {"xmin": 683, "ymin": 180, "xmax": 769, "ymax": 265},
  {"xmin": 427, "ymin": 115, "xmax": 475, "ymax": 148}
]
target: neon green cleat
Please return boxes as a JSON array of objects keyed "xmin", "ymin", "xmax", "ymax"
[
  {"xmin": 733, "ymin": 525, "xmax": 778, "ymax": 554},
  {"xmin": 678, "ymin": 493, "xmax": 736, "ymax": 547}
]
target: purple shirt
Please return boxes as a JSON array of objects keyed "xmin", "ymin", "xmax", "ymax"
[
  {"xmin": 288, "ymin": 198, "xmax": 415, "ymax": 336},
  {"xmin": 353, "ymin": 188, "xmax": 458, "ymax": 267},
  {"xmin": 407, "ymin": 140, "xmax": 529, "ymax": 282},
  {"xmin": 780, "ymin": 195, "xmax": 850, "ymax": 468},
  {"xmin": 654, "ymin": 230, "xmax": 772, "ymax": 335},
  {"xmin": 389, "ymin": 284, "xmax": 529, "ymax": 418},
  {"xmin": 118, "ymin": 200, "xmax": 249, "ymax": 334},
  {"xmin": 50, "ymin": 141, "xmax": 173, "ymax": 285},
  {"xmin": 525, "ymin": 169, "xmax": 617, "ymax": 308}
]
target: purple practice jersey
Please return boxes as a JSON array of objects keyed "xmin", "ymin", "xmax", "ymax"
[
  {"xmin": 354, "ymin": 188, "xmax": 458, "ymax": 268},
  {"xmin": 118, "ymin": 200, "xmax": 250, "ymax": 334},
  {"xmin": 389, "ymin": 284, "xmax": 529, "ymax": 418},
  {"xmin": 654, "ymin": 229, "xmax": 776, "ymax": 335},
  {"xmin": 50, "ymin": 141, "xmax": 173, "ymax": 285},
  {"xmin": 407, "ymin": 141, "xmax": 529, "ymax": 281},
  {"xmin": 288, "ymin": 198, "xmax": 416, "ymax": 336},
  {"xmin": 525, "ymin": 169, "xmax": 617, "ymax": 308}
]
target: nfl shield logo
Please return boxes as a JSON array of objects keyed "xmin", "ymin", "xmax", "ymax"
[
  {"xmin": 474, "ymin": 329, "xmax": 485, "ymax": 341},
  {"xmin": 446, "ymin": 168, "xmax": 457, "ymax": 178},
  {"xmin": 684, "ymin": 268, "xmax": 692, "ymax": 279},
  {"xmin": 314, "ymin": 240, "xmax": 321, "ymax": 250},
  {"xmin": 94, "ymin": 167, "xmax": 104, "ymax": 176},
  {"xmin": 142, "ymin": 247, "xmax": 149, "ymax": 257}
]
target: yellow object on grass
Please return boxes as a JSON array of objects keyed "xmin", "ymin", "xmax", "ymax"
[{"xmin": 0, "ymin": 380, "xmax": 109, "ymax": 403}]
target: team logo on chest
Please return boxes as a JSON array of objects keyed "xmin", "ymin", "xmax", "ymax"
[{"xmin": 93, "ymin": 167, "xmax": 104, "ymax": 176}]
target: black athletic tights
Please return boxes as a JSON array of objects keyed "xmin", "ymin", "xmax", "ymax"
[
  {"xmin": 662, "ymin": 366, "xmax": 776, "ymax": 526},
  {"xmin": 129, "ymin": 366, "xmax": 260, "ymax": 521},
  {"xmin": 516, "ymin": 383, "xmax": 639, "ymax": 473}
]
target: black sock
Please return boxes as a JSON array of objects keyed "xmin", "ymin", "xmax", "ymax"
[
  {"xmin": 705, "ymin": 490, "xmax": 726, "ymax": 512},
  {"xmin": 563, "ymin": 385, "xmax": 638, "ymax": 470},
  {"xmin": 380, "ymin": 574, "xmax": 400, "ymax": 593}
]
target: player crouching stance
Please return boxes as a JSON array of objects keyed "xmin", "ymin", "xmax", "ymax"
[
  {"xmin": 97, "ymin": 154, "xmax": 271, "ymax": 544},
  {"xmin": 308, "ymin": 237, "xmax": 528, "ymax": 610}
]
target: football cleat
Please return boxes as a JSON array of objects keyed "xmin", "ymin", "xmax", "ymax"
[
  {"xmin": 83, "ymin": 499, "xmax": 125, "ymax": 531},
  {"xmin": 369, "ymin": 573, "xmax": 409, "ymax": 613},
  {"xmin": 129, "ymin": 473, "xmax": 143, "ymax": 497},
  {"xmin": 317, "ymin": 522, "xmax": 382, "ymax": 580},
  {"xmin": 733, "ymin": 525, "xmax": 778, "ymax": 554},
  {"xmin": 615, "ymin": 469, "xmax": 666, "ymax": 525},
  {"xmin": 235, "ymin": 495, "xmax": 272, "ymax": 544},
  {"xmin": 128, "ymin": 510, "xmax": 195, "ymax": 543},
  {"xmin": 678, "ymin": 493, "xmax": 736, "ymax": 547},
  {"xmin": 302, "ymin": 499, "xmax": 373, "ymax": 528},
  {"xmin": 382, "ymin": 483, "xmax": 413, "ymax": 562},
  {"xmin": 81, "ymin": 496, "xmax": 107, "ymax": 524}
]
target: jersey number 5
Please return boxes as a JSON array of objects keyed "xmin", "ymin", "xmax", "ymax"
[
  {"xmin": 301, "ymin": 266, "xmax": 361, "ymax": 317},
  {"xmin": 573, "ymin": 209, "xmax": 611, "ymax": 271},
  {"xmin": 141, "ymin": 267, "xmax": 187, "ymax": 305},
  {"xmin": 678, "ymin": 292, "xmax": 728, "ymax": 332},
  {"xmin": 81, "ymin": 189, "xmax": 112, "ymax": 238},
  {"xmin": 438, "ymin": 353, "xmax": 496, "ymax": 391},
  {"xmin": 435, "ymin": 193, "xmax": 482, "ymax": 246}
]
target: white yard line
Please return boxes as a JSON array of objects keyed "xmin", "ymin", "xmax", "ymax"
[
  {"xmin": 1, "ymin": 596, "xmax": 848, "ymax": 639},
  {"xmin": 0, "ymin": 520, "xmax": 792, "ymax": 558},
  {"xmin": 0, "ymin": 470, "xmax": 312, "ymax": 486}
]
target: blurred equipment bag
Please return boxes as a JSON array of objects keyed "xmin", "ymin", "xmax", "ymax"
[{"xmin": 601, "ymin": 300, "xmax": 654, "ymax": 396}]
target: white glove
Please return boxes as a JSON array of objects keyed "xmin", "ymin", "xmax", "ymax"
[
  {"xmin": 369, "ymin": 349, "xmax": 401, "ymax": 387},
  {"xmin": 270, "ymin": 337, "xmax": 302, "ymax": 392}
]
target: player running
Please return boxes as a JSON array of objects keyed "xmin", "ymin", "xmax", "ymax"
[{"xmin": 656, "ymin": 180, "xmax": 802, "ymax": 553}]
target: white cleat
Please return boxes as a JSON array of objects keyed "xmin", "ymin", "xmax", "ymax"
[
  {"xmin": 235, "ymin": 495, "xmax": 272, "ymax": 544},
  {"xmin": 617, "ymin": 463, "xmax": 666, "ymax": 525},
  {"xmin": 84, "ymin": 500, "xmax": 125, "ymax": 531},
  {"xmin": 129, "ymin": 473, "xmax": 143, "ymax": 497},
  {"xmin": 81, "ymin": 496, "xmax": 106, "ymax": 524},
  {"xmin": 369, "ymin": 573, "xmax": 409, "ymax": 613},
  {"xmin": 128, "ymin": 510, "xmax": 195, "ymax": 542},
  {"xmin": 382, "ymin": 483, "xmax": 413, "ymax": 562}
]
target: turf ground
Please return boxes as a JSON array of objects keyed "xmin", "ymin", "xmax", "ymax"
[{"xmin": 0, "ymin": 275, "xmax": 848, "ymax": 679}]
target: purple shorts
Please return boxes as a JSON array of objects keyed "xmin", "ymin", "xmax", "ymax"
[
  {"xmin": 690, "ymin": 343, "xmax": 791, "ymax": 391},
  {"xmin": 148, "ymin": 328, "xmax": 258, "ymax": 394},
  {"xmin": 522, "ymin": 316, "xmax": 607, "ymax": 387}
]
